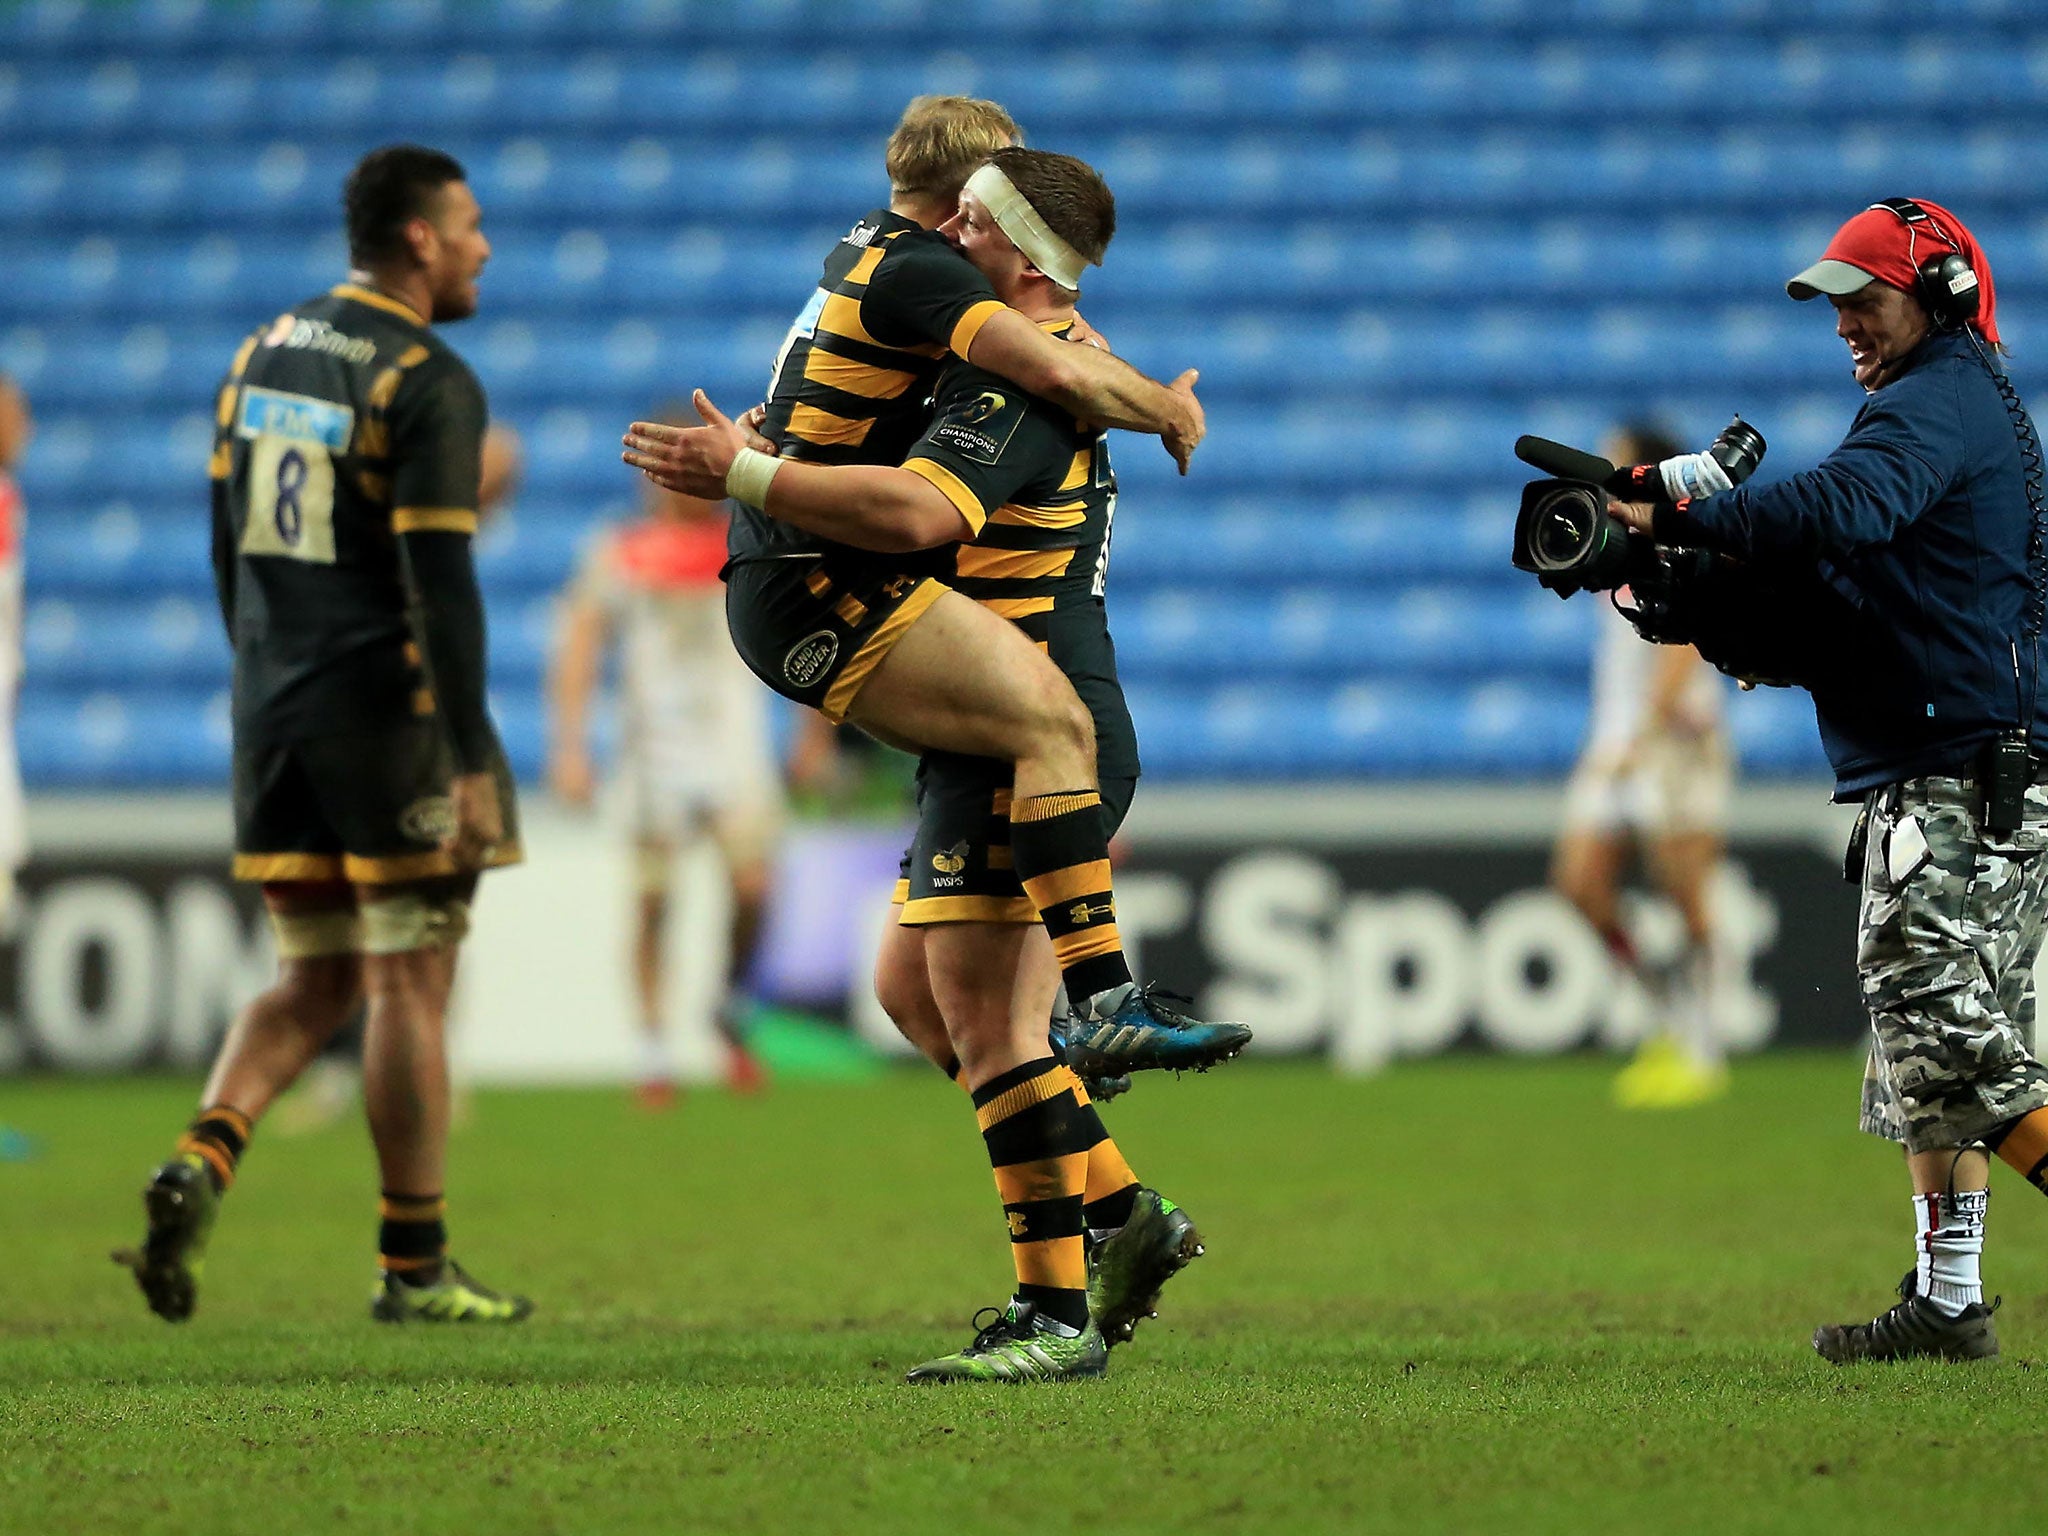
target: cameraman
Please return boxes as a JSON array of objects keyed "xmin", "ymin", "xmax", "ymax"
[{"xmin": 1614, "ymin": 199, "xmax": 2048, "ymax": 1364}]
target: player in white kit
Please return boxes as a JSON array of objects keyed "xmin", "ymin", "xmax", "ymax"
[
  {"xmin": 0, "ymin": 375, "xmax": 29, "ymax": 925},
  {"xmin": 1552, "ymin": 425, "xmax": 1735, "ymax": 1108},
  {"xmin": 549, "ymin": 472, "xmax": 832, "ymax": 1105},
  {"xmin": 0, "ymin": 374, "xmax": 29, "ymax": 1161}
]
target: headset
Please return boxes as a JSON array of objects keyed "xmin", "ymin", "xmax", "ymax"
[{"xmin": 1870, "ymin": 196, "xmax": 1982, "ymax": 333}]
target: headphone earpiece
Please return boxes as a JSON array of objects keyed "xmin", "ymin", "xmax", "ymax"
[{"xmin": 1918, "ymin": 250, "xmax": 1980, "ymax": 334}]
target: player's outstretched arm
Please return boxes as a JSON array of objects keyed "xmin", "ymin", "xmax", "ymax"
[
  {"xmin": 966, "ymin": 307, "xmax": 1203, "ymax": 474},
  {"xmin": 623, "ymin": 392, "xmax": 973, "ymax": 554}
]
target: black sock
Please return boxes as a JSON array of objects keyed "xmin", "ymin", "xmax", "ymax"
[
  {"xmin": 1010, "ymin": 790, "xmax": 1133, "ymax": 1007},
  {"xmin": 175, "ymin": 1105, "xmax": 251, "ymax": 1195},
  {"xmin": 378, "ymin": 1191, "xmax": 446, "ymax": 1285}
]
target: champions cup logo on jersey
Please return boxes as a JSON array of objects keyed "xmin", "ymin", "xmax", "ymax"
[{"xmin": 931, "ymin": 389, "xmax": 1023, "ymax": 466}]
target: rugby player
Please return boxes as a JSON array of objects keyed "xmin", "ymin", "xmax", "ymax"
[
  {"xmin": 624, "ymin": 97, "xmax": 1251, "ymax": 1078},
  {"xmin": 638, "ymin": 148, "xmax": 1209, "ymax": 1381},
  {"xmin": 549, "ymin": 451, "xmax": 835, "ymax": 1103},
  {"xmin": 114, "ymin": 145, "xmax": 530, "ymax": 1325},
  {"xmin": 1552, "ymin": 425, "xmax": 1735, "ymax": 1110}
]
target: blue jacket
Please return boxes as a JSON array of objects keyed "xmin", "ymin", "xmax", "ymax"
[{"xmin": 1667, "ymin": 329, "xmax": 2047, "ymax": 798}]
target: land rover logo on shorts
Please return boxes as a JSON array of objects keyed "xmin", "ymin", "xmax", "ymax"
[
  {"xmin": 400, "ymin": 795, "xmax": 457, "ymax": 844},
  {"xmin": 931, "ymin": 841, "xmax": 969, "ymax": 875},
  {"xmin": 784, "ymin": 629, "xmax": 840, "ymax": 688},
  {"xmin": 961, "ymin": 390, "xmax": 1007, "ymax": 426}
]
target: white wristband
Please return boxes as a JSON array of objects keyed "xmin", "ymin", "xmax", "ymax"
[
  {"xmin": 725, "ymin": 446, "xmax": 783, "ymax": 510},
  {"xmin": 1659, "ymin": 451, "xmax": 1734, "ymax": 504}
]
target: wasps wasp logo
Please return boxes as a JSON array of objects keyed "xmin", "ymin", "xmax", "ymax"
[
  {"xmin": 959, "ymin": 390, "xmax": 1008, "ymax": 426},
  {"xmin": 931, "ymin": 841, "xmax": 970, "ymax": 875}
]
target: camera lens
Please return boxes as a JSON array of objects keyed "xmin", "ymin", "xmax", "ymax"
[
  {"xmin": 1709, "ymin": 416, "xmax": 1767, "ymax": 485},
  {"xmin": 1528, "ymin": 485, "xmax": 1601, "ymax": 571}
]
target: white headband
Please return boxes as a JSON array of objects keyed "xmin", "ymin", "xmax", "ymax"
[{"xmin": 962, "ymin": 163, "xmax": 1090, "ymax": 292}]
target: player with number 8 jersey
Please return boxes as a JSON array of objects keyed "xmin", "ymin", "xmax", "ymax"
[
  {"xmin": 211, "ymin": 269, "xmax": 510, "ymax": 842},
  {"xmin": 116, "ymin": 146, "xmax": 532, "ymax": 1332}
]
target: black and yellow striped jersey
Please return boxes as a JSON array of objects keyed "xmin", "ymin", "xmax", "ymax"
[
  {"xmin": 209, "ymin": 284, "xmax": 486, "ymax": 739},
  {"xmin": 899, "ymin": 325, "xmax": 1138, "ymax": 780},
  {"xmin": 729, "ymin": 208, "xmax": 1006, "ymax": 568}
]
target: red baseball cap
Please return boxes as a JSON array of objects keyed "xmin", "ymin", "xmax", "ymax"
[{"xmin": 1786, "ymin": 197, "xmax": 1999, "ymax": 345}]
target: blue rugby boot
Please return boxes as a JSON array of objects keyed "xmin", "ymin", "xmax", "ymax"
[
  {"xmin": 1062, "ymin": 982, "xmax": 1252, "ymax": 1077},
  {"xmin": 1049, "ymin": 1010, "xmax": 1132, "ymax": 1103}
]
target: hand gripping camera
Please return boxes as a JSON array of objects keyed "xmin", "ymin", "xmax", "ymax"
[
  {"xmin": 1506, "ymin": 416, "xmax": 1892, "ymax": 693},
  {"xmin": 1509, "ymin": 417, "xmax": 1766, "ymax": 599}
]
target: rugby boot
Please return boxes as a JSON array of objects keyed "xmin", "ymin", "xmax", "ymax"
[
  {"xmin": 1049, "ymin": 1012, "xmax": 1133, "ymax": 1103},
  {"xmin": 1062, "ymin": 982, "xmax": 1253, "ymax": 1077},
  {"xmin": 1615, "ymin": 1037, "xmax": 1730, "ymax": 1110},
  {"xmin": 1812, "ymin": 1277, "xmax": 1999, "ymax": 1364},
  {"xmin": 904, "ymin": 1301, "xmax": 1107, "ymax": 1384},
  {"xmin": 110, "ymin": 1155, "xmax": 219, "ymax": 1323},
  {"xmin": 1087, "ymin": 1188, "xmax": 1204, "ymax": 1347},
  {"xmin": 370, "ymin": 1259, "xmax": 535, "ymax": 1324}
]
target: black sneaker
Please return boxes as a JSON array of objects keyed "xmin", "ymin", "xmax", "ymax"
[
  {"xmin": 1812, "ymin": 1280, "xmax": 2000, "ymax": 1364},
  {"xmin": 110, "ymin": 1155, "xmax": 220, "ymax": 1323}
]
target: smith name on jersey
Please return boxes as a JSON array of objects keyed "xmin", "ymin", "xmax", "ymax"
[{"xmin": 210, "ymin": 284, "xmax": 486, "ymax": 740}]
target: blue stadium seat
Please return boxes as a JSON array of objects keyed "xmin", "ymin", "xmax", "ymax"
[{"xmin": 6, "ymin": 0, "xmax": 2042, "ymax": 787}]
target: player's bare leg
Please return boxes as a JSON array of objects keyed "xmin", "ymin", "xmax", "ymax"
[
  {"xmin": 875, "ymin": 910, "xmax": 959, "ymax": 1078},
  {"xmin": 1643, "ymin": 828, "xmax": 1729, "ymax": 1101},
  {"xmin": 852, "ymin": 594, "xmax": 1250, "ymax": 1073},
  {"xmin": 631, "ymin": 837, "xmax": 677, "ymax": 1107},
  {"xmin": 361, "ymin": 941, "xmax": 458, "ymax": 1201},
  {"xmin": 358, "ymin": 876, "xmax": 530, "ymax": 1324},
  {"xmin": 203, "ymin": 885, "xmax": 364, "ymax": 1119},
  {"xmin": 1551, "ymin": 826, "xmax": 1633, "ymax": 965},
  {"xmin": 114, "ymin": 881, "xmax": 365, "ymax": 1322},
  {"xmin": 716, "ymin": 843, "xmax": 771, "ymax": 1092},
  {"xmin": 846, "ymin": 590, "xmax": 1097, "ymax": 798}
]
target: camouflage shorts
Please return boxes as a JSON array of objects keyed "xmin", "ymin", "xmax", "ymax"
[{"xmin": 1856, "ymin": 775, "xmax": 2048, "ymax": 1152}]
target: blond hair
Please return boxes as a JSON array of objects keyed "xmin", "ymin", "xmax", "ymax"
[{"xmin": 886, "ymin": 95, "xmax": 1021, "ymax": 202}]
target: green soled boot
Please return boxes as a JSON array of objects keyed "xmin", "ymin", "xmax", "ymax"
[
  {"xmin": 905, "ymin": 1302, "xmax": 1107, "ymax": 1384},
  {"xmin": 370, "ymin": 1260, "xmax": 534, "ymax": 1324}
]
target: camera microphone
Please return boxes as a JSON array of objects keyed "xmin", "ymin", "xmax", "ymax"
[{"xmin": 1514, "ymin": 435, "xmax": 1619, "ymax": 486}]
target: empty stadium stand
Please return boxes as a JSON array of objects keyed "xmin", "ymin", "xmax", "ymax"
[{"xmin": 3, "ymin": 0, "xmax": 2042, "ymax": 785}]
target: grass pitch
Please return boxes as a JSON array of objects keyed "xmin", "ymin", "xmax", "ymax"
[{"xmin": 6, "ymin": 1054, "xmax": 2048, "ymax": 1535}]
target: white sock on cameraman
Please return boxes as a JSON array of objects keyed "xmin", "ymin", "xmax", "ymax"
[{"xmin": 1914, "ymin": 1189, "xmax": 1986, "ymax": 1316}]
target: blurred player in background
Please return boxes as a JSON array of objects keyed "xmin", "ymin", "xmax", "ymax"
[
  {"xmin": 1553, "ymin": 424, "xmax": 1734, "ymax": 1110},
  {"xmin": 0, "ymin": 373, "xmax": 29, "ymax": 928},
  {"xmin": 0, "ymin": 372, "xmax": 31, "ymax": 1162},
  {"xmin": 549, "ymin": 442, "xmax": 839, "ymax": 1105},
  {"xmin": 115, "ymin": 144, "xmax": 530, "ymax": 1326}
]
